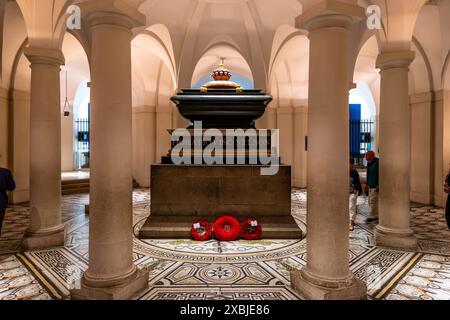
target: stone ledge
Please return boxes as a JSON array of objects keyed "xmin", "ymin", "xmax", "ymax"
[{"xmin": 139, "ymin": 215, "xmax": 302, "ymax": 239}]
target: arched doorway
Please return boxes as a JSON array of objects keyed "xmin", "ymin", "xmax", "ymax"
[
  {"xmin": 349, "ymin": 83, "xmax": 378, "ymax": 166},
  {"xmin": 72, "ymin": 80, "xmax": 90, "ymax": 170},
  {"xmin": 60, "ymin": 32, "xmax": 90, "ymax": 173}
]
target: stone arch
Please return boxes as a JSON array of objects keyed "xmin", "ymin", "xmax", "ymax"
[
  {"xmin": 443, "ymin": 51, "xmax": 450, "ymax": 90},
  {"xmin": 16, "ymin": 0, "xmax": 76, "ymax": 50},
  {"xmin": 367, "ymin": 0, "xmax": 428, "ymax": 52},
  {"xmin": 409, "ymin": 36, "xmax": 434, "ymax": 94},
  {"xmin": 353, "ymin": 34, "xmax": 380, "ymax": 113},
  {"xmin": 131, "ymin": 30, "xmax": 177, "ymax": 107},
  {"xmin": 191, "ymin": 43, "xmax": 254, "ymax": 90},
  {"xmin": 60, "ymin": 31, "xmax": 90, "ymax": 171},
  {"xmin": 179, "ymin": 34, "xmax": 257, "ymax": 90},
  {"xmin": 130, "ymin": 27, "xmax": 178, "ymax": 187},
  {"xmin": 264, "ymin": 30, "xmax": 310, "ymax": 188},
  {"xmin": 268, "ymin": 33, "xmax": 309, "ymax": 107},
  {"xmin": 2, "ymin": 0, "xmax": 28, "ymax": 91}
]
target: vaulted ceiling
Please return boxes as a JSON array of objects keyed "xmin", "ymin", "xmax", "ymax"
[{"xmin": 1, "ymin": 0, "xmax": 450, "ymax": 109}]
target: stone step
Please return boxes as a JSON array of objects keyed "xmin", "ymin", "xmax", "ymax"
[
  {"xmin": 62, "ymin": 178, "xmax": 90, "ymax": 185},
  {"xmin": 61, "ymin": 178, "xmax": 138, "ymax": 195},
  {"xmin": 62, "ymin": 187, "xmax": 90, "ymax": 195},
  {"xmin": 62, "ymin": 182, "xmax": 90, "ymax": 189},
  {"xmin": 139, "ymin": 216, "xmax": 303, "ymax": 240},
  {"xmin": 62, "ymin": 178, "xmax": 90, "ymax": 195}
]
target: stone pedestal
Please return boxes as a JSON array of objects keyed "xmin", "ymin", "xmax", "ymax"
[
  {"xmin": 139, "ymin": 164, "xmax": 302, "ymax": 239},
  {"xmin": 375, "ymin": 51, "xmax": 418, "ymax": 251},
  {"xmin": 22, "ymin": 225, "xmax": 66, "ymax": 251},
  {"xmin": 71, "ymin": 268, "xmax": 148, "ymax": 300},
  {"xmin": 291, "ymin": 269, "xmax": 367, "ymax": 300}
]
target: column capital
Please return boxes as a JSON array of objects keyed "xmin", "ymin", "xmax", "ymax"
[
  {"xmin": 295, "ymin": 0, "xmax": 365, "ymax": 33},
  {"xmin": 376, "ymin": 51, "xmax": 415, "ymax": 71},
  {"xmin": 24, "ymin": 47, "xmax": 65, "ymax": 67},
  {"xmin": 80, "ymin": 0, "xmax": 146, "ymax": 30}
]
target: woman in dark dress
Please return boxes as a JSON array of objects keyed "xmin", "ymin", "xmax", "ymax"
[{"xmin": 445, "ymin": 169, "xmax": 450, "ymax": 230}]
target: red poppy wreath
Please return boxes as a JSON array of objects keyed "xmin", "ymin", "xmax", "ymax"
[
  {"xmin": 240, "ymin": 218, "xmax": 262, "ymax": 240},
  {"xmin": 213, "ymin": 216, "xmax": 241, "ymax": 241},
  {"xmin": 191, "ymin": 220, "xmax": 213, "ymax": 241}
]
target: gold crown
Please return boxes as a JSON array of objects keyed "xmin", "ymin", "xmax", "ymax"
[
  {"xmin": 211, "ymin": 63, "xmax": 232, "ymax": 81},
  {"xmin": 200, "ymin": 60, "xmax": 243, "ymax": 93}
]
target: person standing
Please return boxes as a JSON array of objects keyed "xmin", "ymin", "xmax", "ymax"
[
  {"xmin": 0, "ymin": 167, "xmax": 16, "ymax": 236},
  {"xmin": 349, "ymin": 159, "xmax": 363, "ymax": 231},
  {"xmin": 445, "ymin": 167, "xmax": 450, "ymax": 230},
  {"xmin": 365, "ymin": 151, "xmax": 379, "ymax": 223}
]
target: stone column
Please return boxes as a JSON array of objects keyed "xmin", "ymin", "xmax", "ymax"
[
  {"xmin": 22, "ymin": 48, "xmax": 65, "ymax": 250},
  {"xmin": 290, "ymin": 4, "xmax": 367, "ymax": 300},
  {"xmin": 293, "ymin": 105, "xmax": 308, "ymax": 188},
  {"xmin": 375, "ymin": 51, "xmax": 418, "ymax": 250},
  {"xmin": 71, "ymin": 2, "xmax": 148, "ymax": 300}
]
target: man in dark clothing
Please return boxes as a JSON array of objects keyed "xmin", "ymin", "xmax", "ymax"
[
  {"xmin": 445, "ymin": 169, "xmax": 450, "ymax": 230},
  {"xmin": 0, "ymin": 167, "xmax": 16, "ymax": 236},
  {"xmin": 349, "ymin": 159, "xmax": 363, "ymax": 231},
  {"xmin": 365, "ymin": 151, "xmax": 379, "ymax": 223}
]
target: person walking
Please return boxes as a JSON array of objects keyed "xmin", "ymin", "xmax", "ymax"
[
  {"xmin": 365, "ymin": 151, "xmax": 379, "ymax": 223},
  {"xmin": 349, "ymin": 159, "xmax": 363, "ymax": 231},
  {"xmin": 0, "ymin": 166, "xmax": 16, "ymax": 237},
  {"xmin": 445, "ymin": 167, "xmax": 450, "ymax": 230}
]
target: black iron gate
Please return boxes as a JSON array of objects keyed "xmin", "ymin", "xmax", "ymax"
[
  {"xmin": 350, "ymin": 119, "xmax": 373, "ymax": 166},
  {"xmin": 74, "ymin": 118, "xmax": 90, "ymax": 169}
]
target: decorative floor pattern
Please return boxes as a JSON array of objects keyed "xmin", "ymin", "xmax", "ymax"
[
  {"xmin": 0, "ymin": 189, "xmax": 449, "ymax": 300},
  {"xmin": 384, "ymin": 254, "xmax": 450, "ymax": 300},
  {"xmin": 0, "ymin": 255, "xmax": 52, "ymax": 300}
]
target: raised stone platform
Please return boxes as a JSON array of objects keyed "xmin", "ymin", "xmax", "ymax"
[{"xmin": 139, "ymin": 164, "xmax": 302, "ymax": 239}]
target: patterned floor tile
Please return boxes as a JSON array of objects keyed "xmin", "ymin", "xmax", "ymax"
[
  {"xmin": 383, "ymin": 254, "xmax": 450, "ymax": 300},
  {"xmin": 0, "ymin": 189, "xmax": 449, "ymax": 300},
  {"xmin": 0, "ymin": 255, "xmax": 52, "ymax": 300},
  {"xmin": 136, "ymin": 286, "xmax": 302, "ymax": 301}
]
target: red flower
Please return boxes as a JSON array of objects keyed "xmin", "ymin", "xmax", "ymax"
[
  {"xmin": 191, "ymin": 220, "xmax": 213, "ymax": 241},
  {"xmin": 240, "ymin": 218, "xmax": 262, "ymax": 240},
  {"xmin": 214, "ymin": 216, "xmax": 241, "ymax": 241}
]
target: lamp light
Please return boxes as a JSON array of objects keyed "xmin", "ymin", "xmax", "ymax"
[{"xmin": 63, "ymin": 70, "xmax": 71, "ymax": 117}]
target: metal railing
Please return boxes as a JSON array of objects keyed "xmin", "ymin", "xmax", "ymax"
[{"xmin": 350, "ymin": 119, "xmax": 374, "ymax": 166}]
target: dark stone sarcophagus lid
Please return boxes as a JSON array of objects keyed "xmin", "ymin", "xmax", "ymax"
[
  {"xmin": 171, "ymin": 62, "xmax": 272, "ymax": 129},
  {"xmin": 171, "ymin": 88, "xmax": 273, "ymax": 129}
]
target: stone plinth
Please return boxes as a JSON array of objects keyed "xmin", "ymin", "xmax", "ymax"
[{"xmin": 139, "ymin": 164, "xmax": 302, "ymax": 239}]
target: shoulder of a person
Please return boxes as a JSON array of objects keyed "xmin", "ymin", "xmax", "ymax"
[{"xmin": 0, "ymin": 167, "xmax": 12, "ymax": 175}]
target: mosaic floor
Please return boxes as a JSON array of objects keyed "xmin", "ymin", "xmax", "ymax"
[{"xmin": 0, "ymin": 189, "xmax": 449, "ymax": 301}]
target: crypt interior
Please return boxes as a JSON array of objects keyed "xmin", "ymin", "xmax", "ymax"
[{"xmin": 0, "ymin": 0, "xmax": 450, "ymax": 300}]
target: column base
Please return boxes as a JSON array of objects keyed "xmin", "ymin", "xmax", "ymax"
[
  {"xmin": 70, "ymin": 268, "xmax": 149, "ymax": 300},
  {"xmin": 375, "ymin": 225, "xmax": 418, "ymax": 251},
  {"xmin": 21, "ymin": 224, "xmax": 66, "ymax": 251},
  {"xmin": 290, "ymin": 269, "xmax": 367, "ymax": 300}
]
